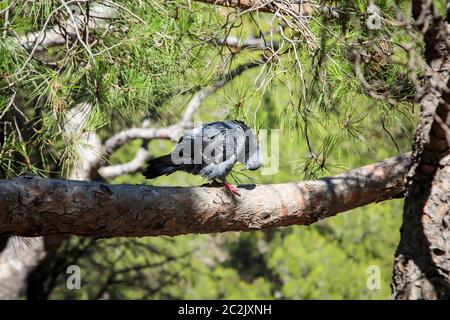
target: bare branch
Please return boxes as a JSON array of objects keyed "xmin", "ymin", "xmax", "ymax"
[
  {"xmin": 199, "ymin": 36, "xmax": 280, "ymax": 51},
  {"xmin": 98, "ymin": 145, "xmax": 149, "ymax": 179},
  {"xmin": 15, "ymin": 2, "xmax": 117, "ymax": 51}
]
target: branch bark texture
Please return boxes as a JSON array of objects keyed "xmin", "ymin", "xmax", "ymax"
[{"xmin": 0, "ymin": 154, "xmax": 410, "ymax": 238}]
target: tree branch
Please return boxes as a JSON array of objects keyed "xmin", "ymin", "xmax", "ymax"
[
  {"xmin": 193, "ymin": 0, "xmax": 342, "ymax": 18},
  {"xmin": 199, "ymin": 36, "xmax": 280, "ymax": 51},
  {"xmin": 0, "ymin": 153, "xmax": 410, "ymax": 238},
  {"xmin": 98, "ymin": 144, "xmax": 149, "ymax": 179},
  {"xmin": 15, "ymin": 2, "xmax": 118, "ymax": 51},
  {"xmin": 193, "ymin": 0, "xmax": 311, "ymax": 14}
]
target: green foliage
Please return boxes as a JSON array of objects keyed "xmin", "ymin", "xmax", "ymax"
[
  {"xmin": 1, "ymin": 0, "xmax": 221, "ymax": 176},
  {"xmin": 1, "ymin": 1, "xmax": 424, "ymax": 299}
]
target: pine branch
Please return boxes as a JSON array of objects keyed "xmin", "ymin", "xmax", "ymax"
[{"xmin": 0, "ymin": 153, "xmax": 411, "ymax": 238}]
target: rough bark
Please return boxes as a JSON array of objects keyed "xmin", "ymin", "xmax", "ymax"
[
  {"xmin": 392, "ymin": 1, "xmax": 450, "ymax": 300},
  {"xmin": 193, "ymin": 0, "xmax": 313, "ymax": 15},
  {"xmin": 0, "ymin": 154, "xmax": 410, "ymax": 238}
]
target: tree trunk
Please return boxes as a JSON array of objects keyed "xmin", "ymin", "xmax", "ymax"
[{"xmin": 392, "ymin": 1, "xmax": 450, "ymax": 300}]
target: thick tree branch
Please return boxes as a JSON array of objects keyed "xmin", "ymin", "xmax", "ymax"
[
  {"xmin": 0, "ymin": 154, "xmax": 410, "ymax": 238},
  {"xmin": 194, "ymin": 0, "xmax": 309, "ymax": 14},
  {"xmin": 193, "ymin": 0, "xmax": 342, "ymax": 19}
]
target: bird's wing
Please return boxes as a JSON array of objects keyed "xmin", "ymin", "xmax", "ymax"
[
  {"xmin": 174, "ymin": 121, "xmax": 244, "ymax": 165},
  {"xmin": 201, "ymin": 122, "xmax": 242, "ymax": 165}
]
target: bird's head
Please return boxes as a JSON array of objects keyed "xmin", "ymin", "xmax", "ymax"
[{"xmin": 244, "ymin": 144, "xmax": 263, "ymax": 171}]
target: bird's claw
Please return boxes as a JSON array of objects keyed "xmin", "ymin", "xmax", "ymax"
[{"xmin": 223, "ymin": 181, "xmax": 241, "ymax": 197}]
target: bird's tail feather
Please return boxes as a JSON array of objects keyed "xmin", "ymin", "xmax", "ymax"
[{"xmin": 143, "ymin": 154, "xmax": 180, "ymax": 179}]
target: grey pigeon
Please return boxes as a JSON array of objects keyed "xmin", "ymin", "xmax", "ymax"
[{"xmin": 143, "ymin": 120, "xmax": 262, "ymax": 196}]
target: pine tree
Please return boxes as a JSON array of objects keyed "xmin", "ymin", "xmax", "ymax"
[{"xmin": 0, "ymin": 0, "xmax": 448, "ymax": 299}]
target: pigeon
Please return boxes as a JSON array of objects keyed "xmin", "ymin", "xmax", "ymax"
[{"xmin": 143, "ymin": 120, "xmax": 262, "ymax": 196}]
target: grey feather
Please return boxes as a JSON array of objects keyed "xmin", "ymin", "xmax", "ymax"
[{"xmin": 143, "ymin": 120, "xmax": 262, "ymax": 181}]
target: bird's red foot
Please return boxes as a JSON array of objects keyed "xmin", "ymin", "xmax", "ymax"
[{"xmin": 222, "ymin": 181, "xmax": 241, "ymax": 197}]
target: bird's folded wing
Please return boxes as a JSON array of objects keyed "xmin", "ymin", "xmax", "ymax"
[{"xmin": 175, "ymin": 122, "xmax": 245, "ymax": 165}]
